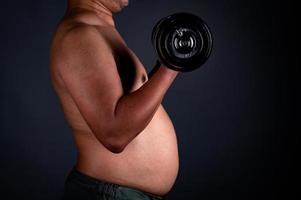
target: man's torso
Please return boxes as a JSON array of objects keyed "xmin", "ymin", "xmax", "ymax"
[{"xmin": 50, "ymin": 13, "xmax": 179, "ymax": 196}]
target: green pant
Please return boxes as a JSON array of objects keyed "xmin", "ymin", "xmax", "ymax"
[{"xmin": 62, "ymin": 166, "xmax": 167, "ymax": 200}]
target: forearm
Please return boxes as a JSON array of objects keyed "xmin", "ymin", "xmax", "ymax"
[{"xmin": 112, "ymin": 65, "xmax": 178, "ymax": 145}]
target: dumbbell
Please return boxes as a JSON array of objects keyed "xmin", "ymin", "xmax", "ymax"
[{"xmin": 152, "ymin": 13, "xmax": 213, "ymax": 72}]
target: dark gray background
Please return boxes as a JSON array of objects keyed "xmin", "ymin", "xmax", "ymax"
[{"xmin": 0, "ymin": 0, "xmax": 298, "ymax": 199}]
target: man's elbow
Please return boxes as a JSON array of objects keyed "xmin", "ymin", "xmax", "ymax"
[
  {"xmin": 104, "ymin": 141, "xmax": 126, "ymax": 154},
  {"xmin": 98, "ymin": 132, "xmax": 128, "ymax": 154}
]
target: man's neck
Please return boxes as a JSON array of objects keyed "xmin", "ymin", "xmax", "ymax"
[{"xmin": 67, "ymin": 0, "xmax": 115, "ymax": 27}]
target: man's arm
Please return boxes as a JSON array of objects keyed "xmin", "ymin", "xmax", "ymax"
[{"xmin": 57, "ymin": 25, "xmax": 178, "ymax": 153}]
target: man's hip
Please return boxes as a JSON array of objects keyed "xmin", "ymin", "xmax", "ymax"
[{"xmin": 62, "ymin": 166, "xmax": 168, "ymax": 200}]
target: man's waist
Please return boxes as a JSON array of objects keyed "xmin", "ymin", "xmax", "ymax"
[{"xmin": 66, "ymin": 165, "xmax": 167, "ymax": 199}]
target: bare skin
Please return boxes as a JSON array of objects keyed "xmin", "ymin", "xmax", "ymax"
[{"xmin": 49, "ymin": 0, "xmax": 179, "ymax": 196}]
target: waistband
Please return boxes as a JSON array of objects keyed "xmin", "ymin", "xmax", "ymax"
[{"xmin": 66, "ymin": 166, "xmax": 166, "ymax": 200}]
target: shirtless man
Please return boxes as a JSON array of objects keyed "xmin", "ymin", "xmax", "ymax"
[{"xmin": 50, "ymin": 0, "xmax": 179, "ymax": 199}]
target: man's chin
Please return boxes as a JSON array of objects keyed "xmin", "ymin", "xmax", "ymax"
[
  {"xmin": 115, "ymin": 3, "xmax": 128, "ymax": 13},
  {"xmin": 111, "ymin": 0, "xmax": 129, "ymax": 13},
  {"xmin": 120, "ymin": 0, "xmax": 129, "ymax": 9}
]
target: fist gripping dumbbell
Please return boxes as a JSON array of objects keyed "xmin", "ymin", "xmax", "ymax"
[{"xmin": 152, "ymin": 13, "xmax": 213, "ymax": 72}]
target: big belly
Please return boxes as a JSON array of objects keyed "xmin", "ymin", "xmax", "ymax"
[{"xmin": 74, "ymin": 104, "xmax": 179, "ymax": 196}]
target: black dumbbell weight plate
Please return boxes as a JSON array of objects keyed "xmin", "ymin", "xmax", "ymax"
[{"xmin": 152, "ymin": 13, "xmax": 213, "ymax": 72}]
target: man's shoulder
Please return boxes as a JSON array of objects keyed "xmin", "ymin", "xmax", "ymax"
[
  {"xmin": 59, "ymin": 22, "xmax": 126, "ymax": 60},
  {"xmin": 50, "ymin": 22, "xmax": 116, "ymax": 71},
  {"xmin": 62, "ymin": 23, "xmax": 106, "ymax": 44},
  {"xmin": 55, "ymin": 22, "xmax": 116, "ymax": 58}
]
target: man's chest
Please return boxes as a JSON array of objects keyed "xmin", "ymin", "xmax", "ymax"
[
  {"xmin": 100, "ymin": 28, "xmax": 149, "ymax": 93},
  {"xmin": 114, "ymin": 48, "xmax": 148, "ymax": 93}
]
